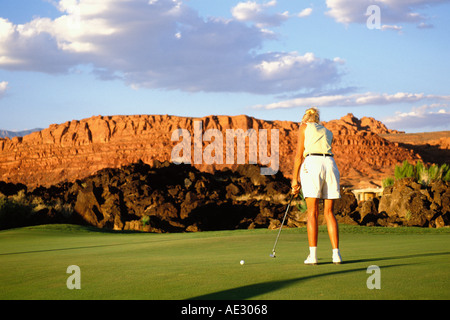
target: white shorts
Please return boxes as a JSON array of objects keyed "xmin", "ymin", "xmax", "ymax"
[{"xmin": 300, "ymin": 155, "xmax": 340, "ymax": 199}]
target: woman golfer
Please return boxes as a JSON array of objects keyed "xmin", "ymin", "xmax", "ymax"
[{"xmin": 291, "ymin": 107, "xmax": 342, "ymax": 265}]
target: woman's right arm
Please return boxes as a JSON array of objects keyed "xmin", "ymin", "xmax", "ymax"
[{"xmin": 291, "ymin": 123, "xmax": 306, "ymax": 194}]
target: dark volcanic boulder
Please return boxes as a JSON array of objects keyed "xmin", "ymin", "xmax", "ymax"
[
  {"xmin": 4, "ymin": 160, "xmax": 447, "ymax": 232},
  {"xmin": 334, "ymin": 188, "xmax": 358, "ymax": 216},
  {"xmin": 0, "ymin": 181, "xmax": 27, "ymax": 196},
  {"xmin": 377, "ymin": 178, "xmax": 449, "ymax": 227},
  {"xmin": 66, "ymin": 161, "xmax": 295, "ymax": 232}
]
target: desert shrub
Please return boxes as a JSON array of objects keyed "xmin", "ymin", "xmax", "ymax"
[
  {"xmin": 295, "ymin": 190, "xmax": 307, "ymax": 213},
  {"xmin": 382, "ymin": 177, "xmax": 394, "ymax": 188},
  {"xmin": 428, "ymin": 164, "xmax": 439, "ymax": 181},
  {"xmin": 442, "ymin": 164, "xmax": 450, "ymax": 182},
  {"xmin": 387, "ymin": 160, "xmax": 450, "ymax": 187},
  {"xmin": 437, "ymin": 163, "xmax": 450, "ymax": 182},
  {"xmin": 414, "ymin": 161, "xmax": 425, "ymax": 182},
  {"xmin": 394, "ymin": 160, "xmax": 415, "ymax": 180},
  {"xmin": 141, "ymin": 215, "xmax": 150, "ymax": 227},
  {"xmin": 424, "ymin": 163, "xmax": 450, "ymax": 183},
  {"xmin": 0, "ymin": 191, "xmax": 75, "ymax": 230},
  {"xmin": 0, "ymin": 196, "xmax": 34, "ymax": 230}
]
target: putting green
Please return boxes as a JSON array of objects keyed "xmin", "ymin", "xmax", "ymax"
[{"xmin": 0, "ymin": 224, "xmax": 449, "ymax": 300}]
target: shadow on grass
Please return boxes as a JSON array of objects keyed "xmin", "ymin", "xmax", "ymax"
[
  {"xmin": 189, "ymin": 265, "xmax": 403, "ymax": 300},
  {"xmin": 23, "ymin": 224, "xmax": 147, "ymax": 234},
  {"xmin": 189, "ymin": 251, "xmax": 450, "ymax": 300},
  {"xmin": 0, "ymin": 242, "xmax": 139, "ymax": 256},
  {"xmin": 342, "ymin": 251, "xmax": 450, "ymax": 265},
  {"xmin": 0, "ymin": 226, "xmax": 168, "ymax": 256}
]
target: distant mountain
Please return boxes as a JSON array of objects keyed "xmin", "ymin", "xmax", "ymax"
[
  {"xmin": 0, "ymin": 128, "xmax": 43, "ymax": 138},
  {"xmin": 0, "ymin": 114, "xmax": 422, "ymax": 189}
]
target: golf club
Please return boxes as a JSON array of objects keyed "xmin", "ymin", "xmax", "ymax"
[{"xmin": 270, "ymin": 193, "xmax": 295, "ymax": 258}]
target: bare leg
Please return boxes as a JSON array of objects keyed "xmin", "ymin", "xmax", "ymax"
[
  {"xmin": 306, "ymin": 198, "xmax": 319, "ymax": 247},
  {"xmin": 324, "ymin": 199, "xmax": 339, "ymax": 249}
]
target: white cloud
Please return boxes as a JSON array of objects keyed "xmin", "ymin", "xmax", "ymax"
[
  {"xmin": 231, "ymin": 2, "xmax": 312, "ymax": 26},
  {"xmin": 231, "ymin": 0, "xmax": 289, "ymax": 28},
  {"xmin": 381, "ymin": 24, "xmax": 403, "ymax": 32},
  {"xmin": 326, "ymin": 0, "xmax": 447, "ymax": 28},
  {"xmin": 383, "ymin": 104, "xmax": 450, "ymax": 130},
  {"xmin": 0, "ymin": 81, "xmax": 8, "ymax": 98},
  {"xmin": 252, "ymin": 52, "xmax": 342, "ymax": 93},
  {"xmin": 0, "ymin": 0, "xmax": 344, "ymax": 94},
  {"xmin": 253, "ymin": 92, "xmax": 450, "ymax": 109},
  {"xmin": 298, "ymin": 8, "xmax": 313, "ymax": 18},
  {"xmin": 417, "ymin": 22, "xmax": 434, "ymax": 29}
]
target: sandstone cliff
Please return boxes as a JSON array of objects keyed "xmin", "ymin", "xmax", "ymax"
[{"xmin": 0, "ymin": 113, "xmax": 420, "ymax": 189}]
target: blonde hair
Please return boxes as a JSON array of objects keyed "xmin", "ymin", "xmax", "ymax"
[{"xmin": 302, "ymin": 107, "xmax": 320, "ymax": 123}]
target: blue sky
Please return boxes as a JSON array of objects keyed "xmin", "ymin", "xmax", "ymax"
[{"xmin": 0, "ymin": 0, "xmax": 449, "ymax": 133}]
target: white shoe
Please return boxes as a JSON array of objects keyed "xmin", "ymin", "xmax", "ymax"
[
  {"xmin": 304, "ymin": 255, "xmax": 318, "ymax": 265},
  {"xmin": 332, "ymin": 250, "xmax": 342, "ymax": 264}
]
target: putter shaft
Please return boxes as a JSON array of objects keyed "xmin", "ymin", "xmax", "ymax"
[{"xmin": 270, "ymin": 194, "xmax": 294, "ymax": 257}]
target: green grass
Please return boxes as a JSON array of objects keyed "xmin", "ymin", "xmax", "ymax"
[{"xmin": 0, "ymin": 224, "xmax": 449, "ymax": 300}]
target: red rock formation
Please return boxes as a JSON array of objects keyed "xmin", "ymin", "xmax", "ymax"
[
  {"xmin": 381, "ymin": 131, "xmax": 450, "ymax": 166},
  {"xmin": 0, "ymin": 113, "xmax": 420, "ymax": 189}
]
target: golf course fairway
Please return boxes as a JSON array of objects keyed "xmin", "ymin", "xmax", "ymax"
[{"xmin": 0, "ymin": 224, "xmax": 449, "ymax": 300}]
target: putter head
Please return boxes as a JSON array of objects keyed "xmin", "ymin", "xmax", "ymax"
[{"xmin": 270, "ymin": 251, "xmax": 276, "ymax": 258}]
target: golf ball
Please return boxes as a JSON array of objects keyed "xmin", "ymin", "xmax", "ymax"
[{"xmin": 240, "ymin": 260, "xmax": 245, "ymax": 265}]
